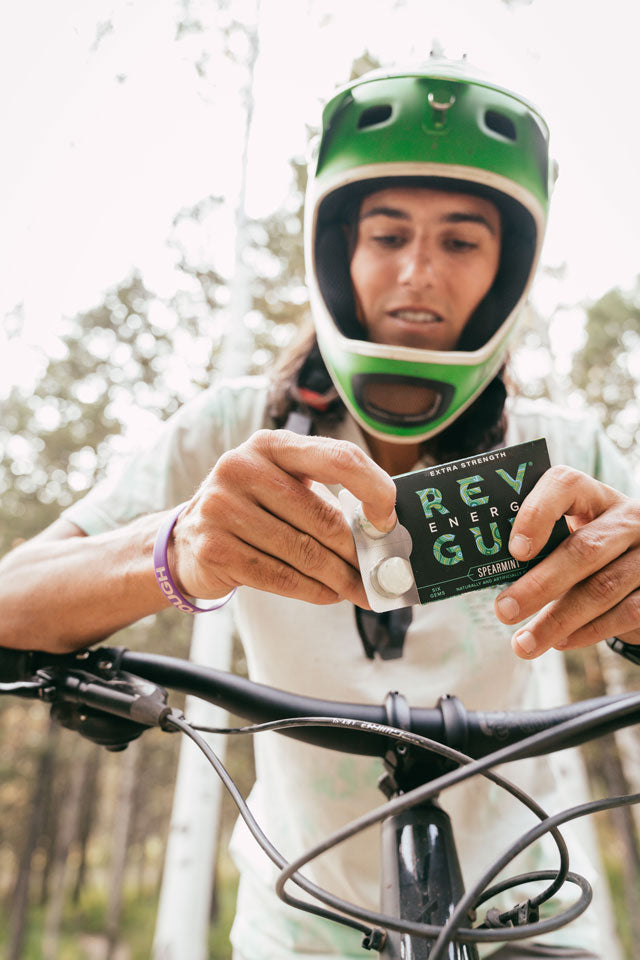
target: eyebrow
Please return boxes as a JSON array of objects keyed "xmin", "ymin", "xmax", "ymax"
[{"xmin": 359, "ymin": 205, "xmax": 497, "ymax": 235}]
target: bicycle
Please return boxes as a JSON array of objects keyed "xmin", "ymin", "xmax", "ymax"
[{"xmin": 1, "ymin": 639, "xmax": 639, "ymax": 960}]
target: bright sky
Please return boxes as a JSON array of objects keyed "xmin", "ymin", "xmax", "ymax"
[{"xmin": 1, "ymin": 0, "xmax": 639, "ymax": 395}]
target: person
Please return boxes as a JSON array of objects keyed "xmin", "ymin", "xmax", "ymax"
[{"xmin": 1, "ymin": 59, "xmax": 637, "ymax": 959}]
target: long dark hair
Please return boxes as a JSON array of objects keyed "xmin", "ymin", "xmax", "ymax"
[{"xmin": 267, "ymin": 320, "xmax": 508, "ymax": 462}]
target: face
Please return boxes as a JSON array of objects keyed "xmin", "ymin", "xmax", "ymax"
[{"xmin": 349, "ymin": 187, "xmax": 502, "ymax": 351}]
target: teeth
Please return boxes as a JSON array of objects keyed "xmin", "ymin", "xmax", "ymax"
[{"xmin": 392, "ymin": 310, "xmax": 441, "ymax": 323}]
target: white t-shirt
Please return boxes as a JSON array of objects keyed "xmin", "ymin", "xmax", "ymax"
[{"xmin": 63, "ymin": 377, "xmax": 631, "ymax": 960}]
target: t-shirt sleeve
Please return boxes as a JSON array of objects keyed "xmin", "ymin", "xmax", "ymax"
[{"xmin": 60, "ymin": 378, "xmax": 271, "ymax": 536}]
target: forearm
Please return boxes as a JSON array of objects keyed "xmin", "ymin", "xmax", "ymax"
[
  {"xmin": 0, "ymin": 513, "xmax": 171, "ymax": 652},
  {"xmin": 0, "ymin": 431, "xmax": 397, "ymax": 652}
]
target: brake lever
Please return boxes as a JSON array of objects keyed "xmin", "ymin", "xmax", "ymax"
[
  {"xmin": 606, "ymin": 637, "xmax": 640, "ymax": 667},
  {"xmin": 37, "ymin": 664, "xmax": 176, "ymax": 752}
]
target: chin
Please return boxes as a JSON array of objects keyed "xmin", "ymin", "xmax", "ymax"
[
  {"xmin": 372, "ymin": 321, "xmax": 454, "ymax": 352},
  {"xmin": 386, "ymin": 331, "xmax": 450, "ymax": 351}
]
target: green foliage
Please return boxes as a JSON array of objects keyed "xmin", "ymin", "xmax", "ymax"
[
  {"xmin": 0, "ymin": 888, "xmax": 163, "ymax": 959},
  {"xmin": 166, "ymin": 148, "xmax": 311, "ymax": 379},
  {"xmin": 247, "ymin": 157, "xmax": 309, "ymax": 372},
  {"xmin": 602, "ymin": 848, "xmax": 639, "ymax": 960},
  {"xmin": 208, "ymin": 854, "xmax": 240, "ymax": 960},
  {"xmin": 0, "ymin": 271, "xmax": 224, "ymax": 557},
  {"xmin": 570, "ymin": 276, "xmax": 640, "ymax": 454},
  {"xmin": 0, "ymin": 869, "xmax": 240, "ymax": 959}
]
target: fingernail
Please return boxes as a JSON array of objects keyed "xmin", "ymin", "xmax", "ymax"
[
  {"xmin": 496, "ymin": 595, "xmax": 520, "ymax": 622},
  {"xmin": 510, "ymin": 534, "xmax": 532, "ymax": 560},
  {"xmin": 381, "ymin": 509, "xmax": 398, "ymax": 533},
  {"xmin": 356, "ymin": 505, "xmax": 396, "ymax": 539},
  {"xmin": 512, "ymin": 629, "xmax": 537, "ymax": 656}
]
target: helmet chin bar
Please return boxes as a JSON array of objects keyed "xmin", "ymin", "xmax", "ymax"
[
  {"xmin": 353, "ymin": 374, "xmax": 455, "ymax": 427},
  {"xmin": 348, "ymin": 387, "xmax": 472, "ymax": 447},
  {"xmin": 327, "ymin": 339, "xmax": 512, "ymax": 446},
  {"xmin": 314, "ymin": 308, "xmax": 515, "ymax": 446}
]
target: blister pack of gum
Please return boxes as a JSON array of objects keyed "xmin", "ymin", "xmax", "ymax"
[{"xmin": 340, "ymin": 437, "xmax": 569, "ymax": 613}]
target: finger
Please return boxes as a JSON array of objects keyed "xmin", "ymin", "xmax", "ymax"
[
  {"xmin": 223, "ymin": 454, "xmax": 359, "ymax": 566},
  {"xmin": 178, "ymin": 508, "xmax": 370, "ymax": 608},
  {"xmin": 250, "ymin": 430, "xmax": 397, "ymax": 532},
  {"xmin": 224, "ymin": 504, "xmax": 368, "ymax": 607},
  {"xmin": 555, "ymin": 592, "xmax": 640, "ymax": 653},
  {"xmin": 511, "ymin": 592, "xmax": 640, "ymax": 659},
  {"xmin": 615, "ymin": 626, "xmax": 640, "ymax": 646},
  {"xmin": 216, "ymin": 533, "xmax": 369, "ymax": 607},
  {"xmin": 508, "ymin": 466, "xmax": 621, "ymax": 564},
  {"xmin": 495, "ymin": 505, "xmax": 634, "ymax": 626},
  {"xmin": 507, "ymin": 548, "xmax": 640, "ymax": 658},
  {"xmin": 183, "ymin": 479, "xmax": 368, "ymax": 606}
]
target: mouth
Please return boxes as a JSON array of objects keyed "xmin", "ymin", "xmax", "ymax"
[{"xmin": 388, "ymin": 309, "xmax": 444, "ymax": 324}]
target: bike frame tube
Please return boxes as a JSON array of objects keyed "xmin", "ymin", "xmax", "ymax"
[{"xmin": 380, "ymin": 800, "xmax": 478, "ymax": 959}]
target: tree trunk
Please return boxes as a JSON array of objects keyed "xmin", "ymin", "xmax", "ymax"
[
  {"xmin": 216, "ymin": 0, "xmax": 261, "ymax": 378},
  {"xmin": 153, "ymin": 5, "xmax": 261, "ymax": 956},
  {"xmin": 565, "ymin": 646, "xmax": 640, "ymax": 957},
  {"xmin": 598, "ymin": 737, "xmax": 640, "ymax": 947},
  {"xmin": 105, "ymin": 738, "xmax": 141, "ymax": 960},
  {"xmin": 41, "ymin": 735, "xmax": 92, "ymax": 960},
  {"xmin": 6, "ymin": 717, "xmax": 59, "ymax": 960},
  {"xmin": 71, "ymin": 745, "xmax": 102, "ymax": 904},
  {"xmin": 152, "ymin": 608, "xmax": 234, "ymax": 960},
  {"xmin": 37, "ymin": 777, "xmax": 57, "ymax": 907}
]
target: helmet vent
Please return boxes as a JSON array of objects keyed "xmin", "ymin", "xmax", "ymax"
[
  {"xmin": 484, "ymin": 110, "xmax": 517, "ymax": 142},
  {"xmin": 358, "ymin": 104, "xmax": 393, "ymax": 129}
]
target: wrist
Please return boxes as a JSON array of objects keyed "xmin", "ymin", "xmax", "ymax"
[
  {"xmin": 165, "ymin": 513, "xmax": 188, "ymax": 596},
  {"xmin": 153, "ymin": 504, "xmax": 235, "ymax": 614}
]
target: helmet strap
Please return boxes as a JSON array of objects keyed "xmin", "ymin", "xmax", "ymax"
[{"xmin": 291, "ymin": 339, "xmax": 340, "ymax": 413}]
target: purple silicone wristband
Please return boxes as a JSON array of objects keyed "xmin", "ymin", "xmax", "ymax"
[{"xmin": 153, "ymin": 503, "xmax": 236, "ymax": 614}]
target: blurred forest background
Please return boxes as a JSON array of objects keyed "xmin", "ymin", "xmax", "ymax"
[{"xmin": 1, "ymin": 0, "xmax": 640, "ymax": 957}]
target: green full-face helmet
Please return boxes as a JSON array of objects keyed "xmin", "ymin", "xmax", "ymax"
[{"xmin": 305, "ymin": 59, "xmax": 554, "ymax": 444}]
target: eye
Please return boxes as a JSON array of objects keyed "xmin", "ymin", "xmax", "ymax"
[
  {"xmin": 373, "ymin": 233, "xmax": 406, "ymax": 249},
  {"xmin": 444, "ymin": 236, "xmax": 477, "ymax": 253}
]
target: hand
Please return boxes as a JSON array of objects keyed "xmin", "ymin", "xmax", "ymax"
[
  {"xmin": 168, "ymin": 430, "xmax": 397, "ymax": 608},
  {"xmin": 494, "ymin": 465, "xmax": 640, "ymax": 658}
]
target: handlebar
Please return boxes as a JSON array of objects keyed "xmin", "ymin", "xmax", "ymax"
[{"xmin": 2, "ymin": 644, "xmax": 639, "ymax": 762}]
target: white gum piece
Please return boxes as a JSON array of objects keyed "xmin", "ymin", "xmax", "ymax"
[{"xmin": 372, "ymin": 557, "xmax": 415, "ymax": 598}]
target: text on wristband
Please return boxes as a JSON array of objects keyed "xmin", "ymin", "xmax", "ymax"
[{"xmin": 155, "ymin": 566, "xmax": 195, "ymax": 614}]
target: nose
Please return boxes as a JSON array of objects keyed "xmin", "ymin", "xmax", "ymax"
[{"xmin": 397, "ymin": 241, "xmax": 437, "ymax": 287}]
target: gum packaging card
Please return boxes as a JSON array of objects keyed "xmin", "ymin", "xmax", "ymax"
[{"xmin": 341, "ymin": 438, "xmax": 570, "ymax": 613}]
